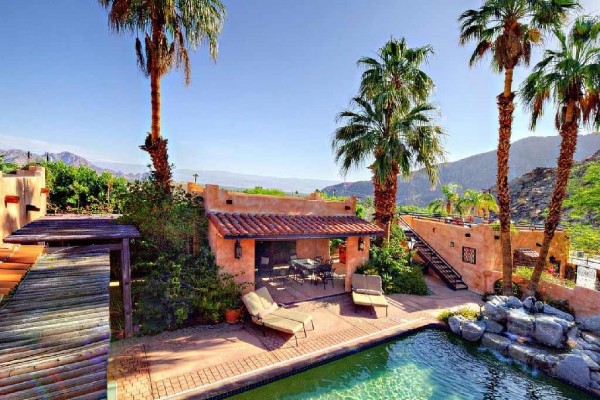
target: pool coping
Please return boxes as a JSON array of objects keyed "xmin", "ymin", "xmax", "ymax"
[{"xmin": 165, "ymin": 319, "xmax": 446, "ymax": 399}]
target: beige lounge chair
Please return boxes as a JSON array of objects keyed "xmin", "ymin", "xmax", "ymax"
[
  {"xmin": 242, "ymin": 287, "xmax": 314, "ymax": 346},
  {"xmin": 351, "ymin": 273, "xmax": 389, "ymax": 317}
]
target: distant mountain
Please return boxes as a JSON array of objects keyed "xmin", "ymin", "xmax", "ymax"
[
  {"xmin": 0, "ymin": 149, "xmax": 145, "ymax": 180},
  {"xmin": 0, "ymin": 148, "xmax": 341, "ymax": 194},
  {"xmin": 321, "ymin": 134, "xmax": 600, "ymax": 206},
  {"xmin": 506, "ymin": 150, "xmax": 600, "ymax": 227}
]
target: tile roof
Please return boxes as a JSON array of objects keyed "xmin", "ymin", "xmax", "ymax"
[{"xmin": 208, "ymin": 212, "xmax": 383, "ymax": 239}]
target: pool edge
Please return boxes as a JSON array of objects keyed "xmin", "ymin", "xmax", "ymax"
[{"xmin": 171, "ymin": 320, "xmax": 447, "ymax": 400}]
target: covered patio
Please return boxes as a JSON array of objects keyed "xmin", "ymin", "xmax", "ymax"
[{"xmin": 207, "ymin": 211, "xmax": 383, "ymax": 297}]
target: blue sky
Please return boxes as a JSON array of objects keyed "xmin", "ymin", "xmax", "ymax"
[{"xmin": 1, "ymin": 1, "xmax": 598, "ymax": 181}]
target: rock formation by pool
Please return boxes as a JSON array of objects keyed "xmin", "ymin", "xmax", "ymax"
[{"xmin": 448, "ymin": 295, "xmax": 600, "ymax": 395}]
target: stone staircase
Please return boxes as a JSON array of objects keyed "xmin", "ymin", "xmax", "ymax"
[{"xmin": 399, "ymin": 219, "xmax": 468, "ymax": 291}]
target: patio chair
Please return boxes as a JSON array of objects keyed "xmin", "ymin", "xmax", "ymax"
[
  {"xmin": 351, "ymin": 273, "xmax": 388, "ymax": 317},
  {"xmin": 258, "ymin": 256, "xmax": 271, "ymax": 277},
  {"xmin": 317, "ymin": 261, "xmax": 336, "ymax": 290},
  {"xmin": 242, "ymin": 287, "xmax": 314, "ymax": 346}
]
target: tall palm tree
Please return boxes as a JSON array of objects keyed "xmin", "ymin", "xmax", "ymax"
[
  {"xmin": 99, "ymin": 0, "xmax": 226, "ymax": 191},
  {"xmin": 458, "ymin": 0, "xmax": 578, "ymax": 295},
  {"xmin": 336, "ymin": 37, "xmax": 443, "ymax": 241},
  {"xmin": 521, "ymin": 16, "xmax": 600, "ymax": 295},
  {"xmin": 333, "ymin": 96, "xmax": 445, "ymax": 241}
]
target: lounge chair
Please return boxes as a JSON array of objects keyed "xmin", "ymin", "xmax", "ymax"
[
  {"xmin": 351, "ymin": 273, "xmax": 389, "ymax": 317},
  {"xmin": 242, "ymin": 287, "xmax": 314, "ymax": 346}
]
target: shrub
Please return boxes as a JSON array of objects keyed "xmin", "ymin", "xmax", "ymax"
[
  {"xmin": 356, "ymin": 225, "xmax": 428, "ymax": 295},
  {"xmin": 134, "ymin": 248, "xmax": 246, "ymax": 335},
  {"xmin": 492, "ymin": 279, "xmax": 523, "ymax": 298},
  {"xmin": 437, "ymin": 307, "xmax": 479, "ymax": 323}
]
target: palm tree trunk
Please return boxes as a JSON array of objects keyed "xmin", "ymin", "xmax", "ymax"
[
  {"xmin": 528, "ymin": 107, "xmax": 578, "ymax": 296},
  {"xmin": 497, "ymin": 84, "xmax": 515, "ymax": 296},
  {"xmin": 140, "ymin": 20, "xmax": 172, "ymax": 192},
  {"xmin": 373, "ymin": 165, "xmax": 399, "ymax": 243}
]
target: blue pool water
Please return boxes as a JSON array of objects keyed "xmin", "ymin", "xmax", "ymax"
[{"xmin": 231, "ymin": 330, "xmax": 591, "ymax": 399}]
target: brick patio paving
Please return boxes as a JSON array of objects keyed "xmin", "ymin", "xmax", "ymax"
[{"xmin": 108, "ymin": 275, "xmax": 482, "ymax": 399}]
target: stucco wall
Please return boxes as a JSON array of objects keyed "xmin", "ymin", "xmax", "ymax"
[
  {"xmin": 343, "ymin": 236, "xmax": 370, "ymax": 291},
  {"xmin": 189, "ymin": 183, "xmax": 356, "ymax": 216},
  {"xmin": 296, "ymin": 239, "xmax": 329, "ymax": 260},
  {"xmin": 401, "ymin": 215, "xmax": 568, "ymax": 294},
  {"xmin": 1, "ymin": 167, "xmax": 47, "ymax": 242},
  {"xmin": 208, "ymin": 220, "xmax": 255, "ymax": 290}
]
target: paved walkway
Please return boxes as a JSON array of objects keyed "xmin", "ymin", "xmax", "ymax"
[{"xmin": 108, "ymin": 275, "xmax": 481, "ymax": 399}]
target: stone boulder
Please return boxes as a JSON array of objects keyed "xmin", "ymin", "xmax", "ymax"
[
  {"xmin": 533, "ymin": 315, "xmax": 566, "ymax": 348},
  {"xmin": 483, "ymin": 319, "xmax": 504, "ymax": 334},
  {"xmin": 522, "ymin": 296, "xmax": 535, "ymax": 310},
  {"xmin": 482, "ymin": 302, "xmax": 509, "ymax": 323},
  {"xmin": 532, "ymin": 352, "xmax": 560, "ymax": 371},
  {"xmin": 555, "ymin": 354, "xmax": 591, "ymax": 389},
  {"xmin": 481, "ymin": 333, "xmax": 511, "ymax": 354},
  {"xmin": 506, "ymin": 296, "xmax": 523, "ymax": 309},
  {"xmin": 507, "ymin": 311, "xmax": 535, "ymax": 337},
  {"xmin": 582, "ymin": 316, "xmax": 600, "ymax": 335},
  {"xmin": 448, "ymin": 315, "xmax": 464, "ymax": 335},
  {"xmin": 581, "ymin": 332, "xmax": 600, "ymax": 349},
  {"xmin": 461, "ymin": 320, "xmax": 486, "ymax": 342},
  {"xmin": 509, "ymin": 342, "xmax": 537, "ymax": 364},
  {"xmin": 542, "ymin": 305, "xmax": 574, "ymax": 322}
]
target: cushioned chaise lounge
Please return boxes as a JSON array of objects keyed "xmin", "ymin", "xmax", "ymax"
[
  {"xmin": 242, "ymin": 287, "xmax": 314, "ymax": 346},
  {"xmin": 351, "ymin": 273, "xmax": 389, "ymax": 317}
]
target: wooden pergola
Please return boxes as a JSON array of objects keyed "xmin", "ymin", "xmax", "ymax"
[{"xmin": 4, "ymin": 214, "xmax": 140, "ymax": 337}]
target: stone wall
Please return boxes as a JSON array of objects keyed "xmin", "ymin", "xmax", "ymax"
[{"xmin": 1, "ymin": 167, "xmax": 47, "ymax": 242}]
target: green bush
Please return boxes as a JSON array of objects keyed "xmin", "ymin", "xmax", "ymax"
[
  {"xmin": 119, "ymin": 179, "xmax": 207, "ymax": 272},
  {"xmin": 120, "ymin": 178, "xmax": 246, "ymax": 335},
  {"xmin": 437, "ymin": 307, "xmax": 479, "ymax": 323},
  {"xmin": 356, "ymin": 226, "xmax": 428, "ymax": 295},
  {"xmin": 514, "ymin": 266, "xmax": 576, "ymax": 289},
  {"xmin": 134, "ymin": 248, "xmax": 246, "ymax": 335}
]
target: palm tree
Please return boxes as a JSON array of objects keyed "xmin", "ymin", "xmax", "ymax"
[
  {"xmin": 521, "ymin": 16, "xmax": 600, "ymax": 295},
  {"xmin": 458, "ymin": 0, "xmax": 578, "ymax": 295},
  {"xmin": 428, "ymin": 183, "xmax": 463, "ymax": 215},
  {"xmin": 459, "ymin": 189, "xmax": 499, "ymax": 219},
  {"xmin": 98, "ymin": 0, "xmax": 226, "ymax": 191},
  {"xmin": 332, "ymin": 96, "xmax": 445, "ymax": 241},
  {"xmin": 334, "ymin": 37, "xmax": 443, "ymax": 241}
]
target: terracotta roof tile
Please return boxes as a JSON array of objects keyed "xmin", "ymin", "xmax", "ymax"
[{"xmin": 208, "ymin": 213, "xmax": 383, "ymax": 239}]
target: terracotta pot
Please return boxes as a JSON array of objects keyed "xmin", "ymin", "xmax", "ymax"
[{"xmin": 225, "ymin": 308, "xmax": 241, "ymax": 324}]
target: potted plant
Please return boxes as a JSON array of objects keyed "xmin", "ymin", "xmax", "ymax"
[{"xmin": 220, "ymin": 273, "xmax": 246, "ymax": 324}]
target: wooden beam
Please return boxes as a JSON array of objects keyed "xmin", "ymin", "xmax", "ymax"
[{"xmin": 120, "ymin": 238, "xmax": 133, "ymax": 338}]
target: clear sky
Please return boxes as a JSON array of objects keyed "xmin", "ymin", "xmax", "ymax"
[{"xmin": 1, "ymin": 1, "xmax": 598, "ymax": 181}]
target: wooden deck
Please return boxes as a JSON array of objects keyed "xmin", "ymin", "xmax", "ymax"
[
  {"xmin": 0, "ymin": 247, "xmax": 111, "ymax": 399},
  {"xmin": 3, "ymin": 214, "xmax": 140, "ymax": 244}
]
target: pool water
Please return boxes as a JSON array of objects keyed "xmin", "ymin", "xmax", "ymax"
[{"xmin": 231, "ymin": 330, "xmax": 590, "ymax": 400}]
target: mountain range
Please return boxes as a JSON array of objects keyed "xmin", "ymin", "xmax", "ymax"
[
  {"xmin": 0, "ymin": 148, "xmax": 340, "ymax": 194},
  {"xmin": 321, "ymin": 134, "xmax": 600, "ymax": 206}
]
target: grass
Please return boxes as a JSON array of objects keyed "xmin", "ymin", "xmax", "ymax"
[
  {"xmin": 514, "ymin": 266, "xmax": 576, "ymax": 289},
  {"xmin": 437, "ymin": 307, "xmax": 479, "ymax": 323}
]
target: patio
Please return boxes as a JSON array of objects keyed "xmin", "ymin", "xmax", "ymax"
[
  {"xmin": 255, "ymin": 264, "xmax": 347, "ymax": 304},
  {"xmin": 108, "ymin": 274, "xmax": 482, "ymax": 399}
]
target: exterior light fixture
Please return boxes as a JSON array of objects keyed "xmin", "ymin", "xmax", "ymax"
[
  {"xmin": 450, "ymin": 241, "xmax": 455, "ymax": 247},
  {"xmin": 358, "ymin": 237, "xmax": 365, "ymax": 251},
  {"xmin": 234, "ymin": 240, "xmax": 242, "ymax": 259},
  {"xmin": 407, "ymin": 238, "xmax": 416, "ymax": 264}
]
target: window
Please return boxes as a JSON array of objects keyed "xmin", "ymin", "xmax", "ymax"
[{"xmin": 462, "ymin": 246, "xmax": 476, "ymax": 264}]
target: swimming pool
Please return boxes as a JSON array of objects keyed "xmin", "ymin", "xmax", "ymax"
[{"xmin": 231, "ymin": 330, "xmax": 590, "ymax": 399}]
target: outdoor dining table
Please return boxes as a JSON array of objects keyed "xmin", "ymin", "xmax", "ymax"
[{"xmin": 291, "ymin": 258, "xmax": 320, "ymax": 285}]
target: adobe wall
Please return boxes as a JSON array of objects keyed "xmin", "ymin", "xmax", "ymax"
[
  {"xmin": 188, "ymin": 183, "xmax": 356, "ymax": 216},
  {"xmin": 401, "ymin": 215, "xmax": 569, "ymax": 294},
  {"xmin": 1, "ymin": 167, "xmax": 47, "ymax": 242}
]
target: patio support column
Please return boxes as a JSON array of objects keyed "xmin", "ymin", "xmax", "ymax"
[
  {"xmin": 344, "ymin": 236, "xmax": 370, "ymax": 292},
  {"xmin": 121, "ymin": 238, "xmax": 133, "ymax": 338}
]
